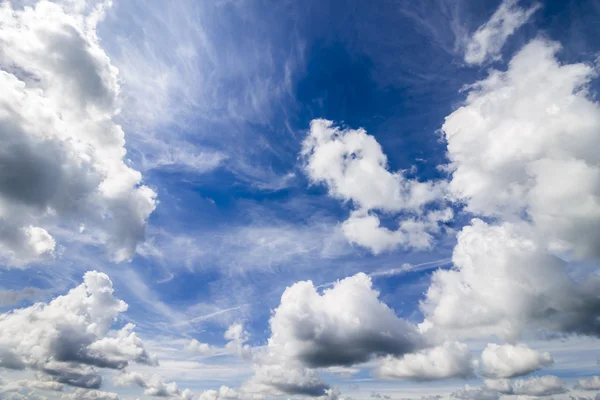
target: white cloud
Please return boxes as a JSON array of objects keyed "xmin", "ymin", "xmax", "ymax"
[
  {"xmin": 376, "ymin": 341, "xmax": 474, "ymax": 381},
  {"xmin": 61, "ymin": 389, "xmax": 120, "ymax": 400},
  {"xmin": 464, "ymin": 0, "xmax": 540, "ymax": 65},
  {"xmin": 302, "ymin": 119, "xmax": 448, "ymax": 253},
  {"xmin": 576, "ymin": 376, "xmax": 600, "ymax": 391},
  {"xmin": 198, "ymin": 385, "xmax": 263, "ymax": 400},
  {"xmin": 455, "ymin": 375, "xmax": 567, "ymax": 399},
  {"xmin": 224, "ymin": 323, "xmax": 253, "ymax": 361},
  {"xmin": 186, "ymin": 339, "xmax": 214, "ymax": 356},
  {"xmin": 511, "ymin": 375, "xmax": 568, "ymax": 397},
  {"xmin": 451, "ymin": 385, "xmax": 499, "ymax": 400},
  {"xmin": 480, "ymin": 343, "xmax": 553, "ymax": 378},
  {"xmin": 267, "ymin": 272, "xmax": 421, "ymax": 368},
  {"xmin": 244, "ymin": 272, "xmax": 427, "ymax": 395},
  {"xmin": 114, "ymin": 370, "xmax": 193, "ymax": 399},
  {"xmin": 0, "ymin": 271, "xmax": 155, "ymax": 389},
  {"xmin": 446, "ymin": 38, "xmax": 600, "ymax": 261},
  {"xmin": 242, "ymin": 362, "xmax": 330, "ymax": 397},
  {"xmin": 0, "ymin": 0, "xmax": 156, "ymax": 265},
  {"xmin": 342, "ymin": 208, "xmax": 453, "ymax": 254},
  {"xmin": 419, "ymin": 219, "xmax": 600, "ymax": 341}
]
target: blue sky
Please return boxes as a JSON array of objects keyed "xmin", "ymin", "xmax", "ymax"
[{"xmin": 1, "ymin": 0, "xmax": 600, "ymax": 399}]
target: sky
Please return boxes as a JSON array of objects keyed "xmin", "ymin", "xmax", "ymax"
[{"xmin": 1, "ymin": 0, "xmax": 600, "ymax": 399}]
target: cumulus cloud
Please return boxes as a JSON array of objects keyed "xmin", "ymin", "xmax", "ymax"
[
  {"xmin": 244, "ymin": 273, "xmax": 426, "ymax": 395},
  {"xmin": 376, "ymin": 341, "xmax": 474, "ymax": 381},
  {"xmin": 243, "ymin": 362, "xmax": 330, "ymax": 397},
  {"xmin": 224, "ymin": 323, "xmax": 253, "ymax": 361},
  {"xmin": 419, "ymin": 219, "xmax": 600, "ymax": 341},
  {"xmin": 480, "ymin": 343, "xmax": 553, "ymax": 378},
  {"xmin": 113, "ymin": 371, "xmax": 192, "ymax": 399},
  {"xmin": 302, "ymin": 119, "xmax": 448, "ymax": 253},
  {"xmin": 464, "ymin": 0, "xmax": 540, "ymax": 65},
  {"xmin": 446, "ymin": 38, "xmax": 600, "ymax": 261},
  {"xmin": 575, "ymin": 376, "xmax": 600, "ymax": 391},
  {"xmin": 62, "ymin": 389, "xmax": 120, "ymax": 400},
  {"xmin": 511, "ymin": 375, "xmax": 568, "ymax": 397},
  {"xmin": 455, "ymin": 376, "xmax": 567, "ymax": 399},
  {"xmin": 0, "ymin": 0, "xmax": 156, "ymax": 265},
  {"xmin": 0, "ymin": 271, "xmax": 155, "ymax": 388},
  {"xmin": 267, "ymin": 272, "xmax": 421, "ymax": 368},
  {"xmin": 186, "ymin": 339, "xmax": 214, "ymax": 355}
]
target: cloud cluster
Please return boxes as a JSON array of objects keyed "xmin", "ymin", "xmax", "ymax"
[
  {"xmin": 464, "ymin": 0, "xmax": 540, "ymax": 65},
  {"xmin": 302, "ymin": 119, "xmax": 449, "ymax": 253},
  {"xmin": 114, "ymin": 370, "xmax": 193, "ymax": 399},
  {"xmin": 0, "ymin": 271, "xmax": 155, "ymax": 389},
  {"xmin": 454, "ymin": 375, "xmax": 568, "ymax": 399},
  {"xmin": 418, "ymin": 38, "xmax": 600, "ymax": 343},
  {"xmin": 480, "ymin": 343, "xmax": 553, "ymax": 378},
  {"xmin": 420, "ymin": 219, "xmax": 600, "ymax": 341},
  {"xmin": 446, "ymin": 38, "xmax": 600, "ymax": 261},
  {"xmin": 245, "ymin": 273, "xmax": 423, "ymax": 395},
  {"xmin": 576, "ymin": 376, "xmax": 600, "ymax": 391},
  {"xmin": 376, "ymin": 341, "xmax": 474, "ymax": 381},
  {"xmin": 0, "ymin": 0, "xmax": 156, "ymax": 265}
]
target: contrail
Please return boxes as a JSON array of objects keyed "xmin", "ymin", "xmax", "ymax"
[{"xmin": 316, "ymin": 257, "xmax": 452, "ymax": 289}]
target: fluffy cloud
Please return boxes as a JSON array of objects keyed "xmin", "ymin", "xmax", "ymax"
[
  {"xmin": 244, "ymin": 273, "xmax": 425, "ymax": 395},
  {"xmin": 464, "ymin": 0, "xmax": 540, "ymax": 65},
  {"xmin": 451, "ymin": 385, "xmax": 499, "ymax": 400},
  {"xmin": 376, "ymin": 341, "xmax": 474, "ymax": 381},
  {"xmin": 302, "ymin": 119, "xmax": 448, "ymax": 253},
  {"xmin": 267, "ymin": 272, "xmax": 421, "ymax": 367},
  {"xmin": 186, "ymin": 339, "xmax": 214, "ymax": 355},
  {"xmin": 480, "ymin": 343, "xmax": 553, "ymax": 378},
  {"xmin": 199, "ymin": 386, "xmax": 241, "ymax": 400},
  {"xmin": 576, "ymin": 376, "xmax": 600, "ymax": 391},
  {"xmin": 511, "ymin": 375, "xmax": 568, "ymax": 396},
  {"xmin": 243, "ymin": 362, "xmax": 330, "ymax": 397},
  {"xmin": 455, "ymin": 376, "xmax": 568, "ymax": 399},
  {"xmin": 446, "ymin": 38, "xmax": 600, "ymax": 261},
  {"xmin": 419, "ymin": 219, "xmax": 600, "ymax": 341},
  {"xmin": 62, "ymin": 389, "xmax": 120, "ymax": 400},
  {"xmin": 0, "ymin": 0, "xmax": 156, "ymax": 265},
  {"xmin": 114, "ymin": 371, "xmax": 193, "ymax": 399},
  {"xmin": 224, "ymin": 323, "xmax": 253, "ymax": 361},
  {"xmin": 0, "ymin": 271, "xmax": 154, "ymax": 388}
]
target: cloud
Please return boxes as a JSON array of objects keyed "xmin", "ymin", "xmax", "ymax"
[
  {"xmin": 302, "ymin": 119, "xmax": 448, "ymax": 253},
  {"xmin": 0, "ymin": 0, "xmax": 156, "ymax": 265},
  {"xmin": 114, "ymin": 370, "xmax": 193, "ymax": 399},
  {"xmin": 376, "ymin": 341, "xmax": 474, "ymax": 381},
  {"xmin": 0, "ymin": 271, "xmax": 155, "ymax": 388},
  {"xmin": 510, "ymin": 375, "xmax": 568, "ymax": 397},
  {"xmin": 267, "ymin": 272, "xmax": 421, "ymax": 368},
  {"xmin": 243, "ymin": 362, "xmax": 330, "ymax": 397},
  {"xmin": 464, "ymin": 0, "xmax": 540, "ymax": 65},
  {"xmin": 454, "ymin": 375, "xmax": 568, "ymax": 399},
  {"xmin": 575, "ymin": 376, "xmax": 600, "ymax": 391},
  {"xmin": 185, "ymin": 339, "xmax": 214, "ymax": 355},
  {"xmin": 419, "ymin": 219, "xmax": 600, "ymax": 341},
  {"xmin": 61, "ymin": 389, "xmax": 120, "ymax": 400},
  {"xmin": 243, "ymin": 273, "xmax": 425, "ymax": 396},
  {"xmin": 480, "ymin": 343, "xmax": 553, "ymax": 378},
  {"xmin": 445, "ymin": 38, "xmax": 600, "ymax": 261},
  {"xmin": 224, "ymin": 323, "xmax": 253, "ymax": 361},
  {"xmin": 451, "ymin": 385, "xmax": 500, "ymax": 400}
]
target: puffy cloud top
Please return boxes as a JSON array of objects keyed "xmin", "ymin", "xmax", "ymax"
[
  {"xmin": 268, "ymin": 272, "xmax": 422, "ymax": 367},
  {"xmin": 0, "ymin": 271, "xmax": 154, "ymax": 388},
  {"xmin": 0, "ymin": 0, "xmax": 156, "ymax": 265},
  {"xmin": 480, "ymin": 343, "xmax": 553, "ymax": 378}
]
